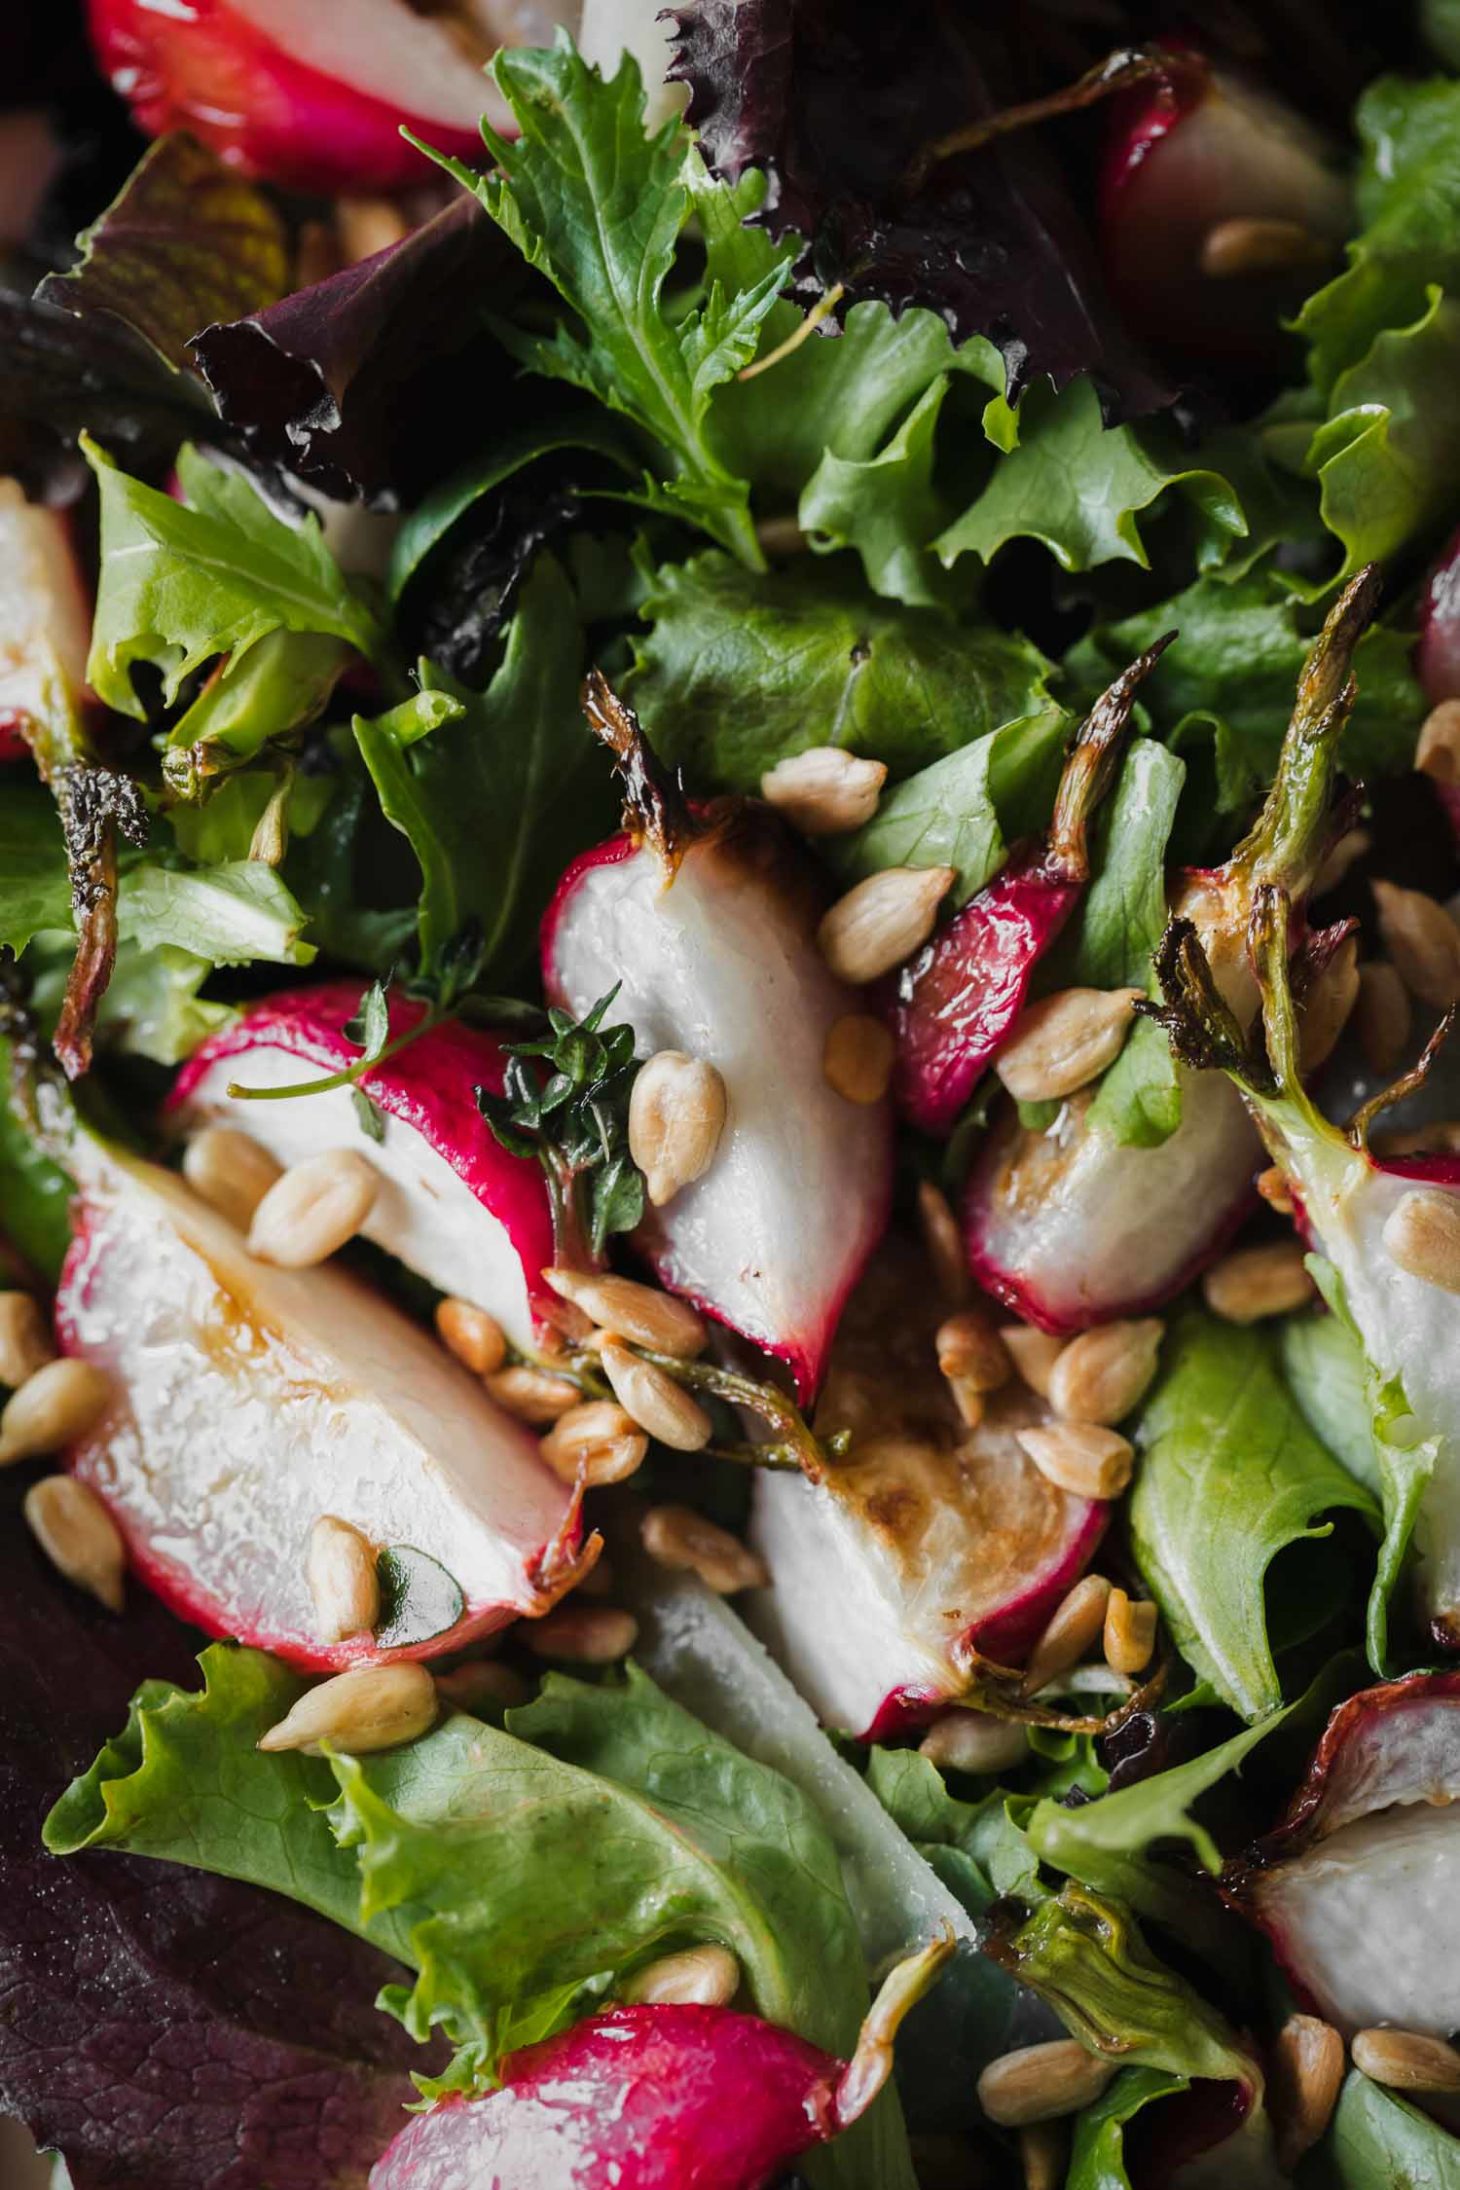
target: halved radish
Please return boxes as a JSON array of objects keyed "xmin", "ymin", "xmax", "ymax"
[
  {"xmin": 961, "ymin": 568, "xmax": 1379, "ymax": 1332},
  {"xmin": 541, "ymin": 685, "xmax": 892, "ymax": 1403},
  {"xmin": 747, "ymin": 1241, "xmax": 1105, "ymax": 1739},
  {"xmin": 891, "ymin": 637, "xmax": 1171, "ymax": 1138},
  {"xmin": 168, "ymin": 982, "xmax": 556, "ymax": 1353},
  {"xmin": 370, "ymin": 1939, "xmax": 950, "ymax": 2190},
  {"xmin": 85, "ymin": 0, "xmax": 570, "ymax": 193},
  {"xmin": 1229, "ymin": 1673, "xmax": 1460, "ymax": 2035},
  {"xmin": 1419, "ymin": 526, "xmax": 1460, "ymax": 710},
  {"xmin": 1100, "ymin": 45, "xmax": 1350, "ymax": 366},
  {"xmin": 0, "ymin": 479, "xmax": 91, "ymax": 763},
  {"xmin": 54, "ymin": 1140, "xmax": 589, "ymax": 1668}
]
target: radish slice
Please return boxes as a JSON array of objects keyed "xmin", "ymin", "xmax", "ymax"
[
  {"xmin": 542, "ymin": 807, "xmax": 892, "ymax": 1403},
  {"xmin": 370, "ymin": 1939, "xmax": 950, "ymax": 2190},
  {"xmin": 1230, "ymin": 1673, "xmax": 1460, "ymax": 2034},
  {"xmin": 168, "ymin": 983, "xmax": 556, "ymax": 1354},
  {"xmin": 1419, "ymin": 525, "xmax": 1460, "ymax": 709},
  {"xmin": 747, "ymin": 1242, "xmax": 1105, "ymax": 1738},
  {"xmin": 85, "ymin": 0, "xmax": 569, "ymax": 192},
  {"xmin": 0, "ymin": 480, "xmax": 91, "ymax": 763},
  {"xmin": 1100, "ymin": 46, "xmax": 1350, "ymax": 365},
  {"xmin": 55, "ymin": 1141, "xmax": 587, "ymax": 1668}
]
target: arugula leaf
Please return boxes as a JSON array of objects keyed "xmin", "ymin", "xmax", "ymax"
[
  {"xmin": 827, "ymin": 705, "xmax": 1068, "ymax": 905},
  {"xmin": 1307, "ymin": 1257, "xmax": 1439, "ymax": 1677},
  {"xmin": 36, "ymin": 133, "xmax": 288, "ymax": 373},
  {"xmin": 116, "ymin": 859, "xmax": 316, "ymax": 969},
  {"xmin": 0, "ymin": 781, "xmax": 71, "ymax": 956},
  {"xmin": 1324, "ymin": 2068, "xmax": 1460, "ymax": 2183},
  {"xmin": 936, "ymin": 378, "xmax": 1247, "ymax": 577},
  {"xmin": 354, "ymin": 556, "xmax": 611, "ymax": 983},
  {"xmin": 1129, "ymin": 1313, "xmax": 1377, "ymax": 1721},
  {"xmin": 84, "ymin": 438, "xmax": 382, "ymax": 715},
  {"xmin": 1046, "ymin": 740, "xmax": 1187, "ymax": 1147},
  {"xmin": 1297, "ymin": 73, "xmax": 1460, "ymax": 399},
  {"xmin": 1066, "ymin": 566, "xmax": 1423, "ymax": 789},
  {"xmin": 628, "ymin": 550, "xmax": 1056, "ymax": 791},
  {"xmin": 422, "ymin": 38, "xmax": 788, "ymax": 568}
]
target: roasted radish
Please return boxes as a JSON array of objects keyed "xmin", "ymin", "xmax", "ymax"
[
  {"xmin": 1419, "ymin": 526, "xmax": 1460, "ymax": 709},
  {"xmin": 891, "ymin": 637, "xmax": 1172, "ymax": 1137},
  {"xmin": 963, "ymin": 568, "xmax": 1380, "ymax": 1333},
  {"xmin": 1100, "ymin": 44, "xmax": 1350, "ymax": 367},
  {"xmin": 1229, "ymin": 1673, "xmax": 1460, "ymax": 2036},
  {"xmin": 542, "ymin": 676, "xmax": 892, "ymax": 1401},
  {"xmin": 85, "ymin": 0, "xmax": 572, "ymax": 193},
  {"xmin": 369, "ymin": 1935, "xmax": 951, "ymax": 2190},
  {"xmin": 54, "ymin": 1139, "xmax": 590, "ymax": 1668},
  {"xmin": 169, "ymin": 983, "xmax": 557, "ymax": 1353},
  {"xmin": 748, "ymin": 1241, "xmax": 1106, "ymax": 1738},
  {"xmin": 0, "ymin": 480, "xmax": 92, "ymax": 763}
]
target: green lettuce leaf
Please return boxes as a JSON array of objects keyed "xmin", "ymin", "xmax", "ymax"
[
  {"xmin": 935, "ymin": 377, "xmax": 1247, "ymax": 577},
  {"xmin": 0, "ymin": 782, "xmax": 71, "ymax": 957},
  {"xmin": 28, "ymin": 936, "xmax": 233, "ymax": 1068},
  {"xmin": 354, "ymin": 555, "xmax": 612, "ymax": 983},
  {"xmin": 799, "ymin": 375, "xmax": 961, "ymax": 610},
  {"xmin": 1129, "ymin": 1313, "xmax": 1377, "ymax": 1721},
  {"xmin": 1324, "ymin": 2068, "xmax": 1460, "ymax": 2183},
  {"xmin": 46, "ymin": 1641, "xmax": 885, "ymax": 2185},
  {"xmin": 1067, "ymin": 2066, "xmax": 1187, "ymax": 2190},
  {"xmin": 161, "ymin": 628, "xmax": 354, "ymax": 794},
  {"xmin": 1066, "ymin": 566, "xmax": 1423, "ymax": 790},
  {"xmin": 1279, "ymin": 1308, "xmax": 1383, "ymax": 1496},
  {"xmin": 116, "ymin": 859, "xmax": 315, "ymax": 969},
  {"xmin": 84, "ymin": 438, "xmax": 381, "ymax": 715},
  {"xmin": 1045, "ymin": 739, "xmax": 1186, "ymax": 1146},
  {"xmin": 1297, "ymin": 73, "xmax": 1460, "ymax": 398},
  {"xmin": 826, "ymin": 705, "xmax": 1068, "ymax": 904},
  {"xmin": 421, "ymin": 40, "xmax": 788, "ymax": 568},
  {"xmin": 628, "ymin": 549, "xmax": 1055, "ymax": 791},
  {"xmin": 36, "ymin": 133, "xmax": 288, "ymax": 374},
  {"xmin": 0, "ymin": 1043, "xmax": 72, "ymax": 1279}
]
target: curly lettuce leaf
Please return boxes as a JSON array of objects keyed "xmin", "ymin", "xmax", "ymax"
[
  {"xmin": 1129, "ymin": 1313, "xmax": 1377, "ymax": 1721},
  {"xmin": 936, "ymin": 378, "xmax": 1247, "ymax": 577},
  {"xmin": 628, "ymin": 549, "xmax": 1056, "ymax": 791},
  {"xmin": 353, "ymin": 555, "xmax": 612, "ymax": 983},
  {"xmin": 84, "ymin": 438, "xmax": 382, "ymax": 714},
  {"xmin": 47, "ymin": 1642, "xmax": 888, "ymax": 2190},
  {"xmin": 420, "ymin": 38, "xmax": 789, "ymax": 568},
  {"xmin": 0, "ymin": 780, "xmax": 71, "ymax": 956},
  {"xmin": 37, "ymin": 133, "xmax": 288, "ymax": 374},
  {"xmin": 116, "ymin": 858, "xmax": 315, "ymax": 969}
]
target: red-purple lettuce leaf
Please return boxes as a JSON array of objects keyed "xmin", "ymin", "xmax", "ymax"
[
  {"xmin": 0, "ymin": 1467, "xmax": 424, "ymax": 2189},
  {"xmin": 190, "ymin": 201, "xmax": 526, "ymax": 507},
  {"xmin": 36, "ymin": 134, "xmax": 289, "ymax": 375},
  {"xmin": 666, "ymin": 0, "xmax": 1167, "ymax": 419}
]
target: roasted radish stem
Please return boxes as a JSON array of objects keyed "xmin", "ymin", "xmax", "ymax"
[
  {"xmin": 891, "ymin": 634, "xmax": 1174, "ymax": 1137},
  {"xmin": 369, "ymin": 1932, "xmax": 953, "ymax": 2190},
  {"xmin": 1099, "ymin": 42, "xmax": 1350, "ymax": 368},
  {"xmin": 1228, "ymin": 1673, "xmax": 1460, "ymax": 2037},
  {"xmin": 963, "ymin": 567, "xmax": 1381, "ymax": 1333},
  {"xmin": 542, "ymin": 674, "xmax": 892, "ymax": 1402},
  {"xmin": 171, "ymin": 983, "xmax": 558, "ymax": 1353},
  {"xmin": 749, "ymin": 1241, "xmax": 1108, "ymax": 1738}
]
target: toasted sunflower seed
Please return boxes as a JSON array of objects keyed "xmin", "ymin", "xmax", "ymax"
[
  {"xmin": 994, "ymin": 988, "xmax": 1141, "ymax": 1104},
  {"xmin": 817, "ymin": 866, "xmax": 955, "ymax": 985},
  {"xmin": 183, "ymin": 1125, "xmax": 284, "ymax": 1233},
  {"xmin": 0, "ymin": 1357, "xmax": 112, "ymax": 1466},
  {"xmin": 540, "ymin": 1400, "xmax": 648, "ymax": 1486},
  {"xmin": 1351, "ymin": 2027, "xmax": 1460, "ymax": 2093},
  {"xmin": 641, "ymin": 1504, "xmax": 767, "ymax": 1594},
  {"xmin": 624, "ymin": 1944, "xmax": 740, "ymax": 2007},
  {"xmin": 823, "ymin": 1013, "xmax": 896, "ymax": 1104},
  {"xmin": 918, "ymin": 1180, "xmax": 970, "ymax": 1306},
  {"xmin": 1001, "ymin": 1325, "xmax": 1065, "ymax": 1399},
  {"xmin": 976, "ymin": 2039, "xmax": 1117, "ymax": 2127},
  {"xmin": 1417, "ymin": 698, "xmax": 1460, "ymax": 785},
  {"xmin": 306, "ymin": 1515, "xmax": 380, "ymax": 1643},
  {"xmin": 1047, "ymin": 1319, "xmax": 1163, "ymax": 1428},
  {"xmin": 24, "ymin": 1474, "xmax": 125, "ymax": 1611},
  {"xmin": 1102, "ymin": 1587, "xmax": 1158, "ymax": 1676},
  {"xmin": 1271, "ymin": 2014, "xmax": 1345, "ymax": 2171},
  {"xmin": 600, "ymin": 1339, "xmax": 712, "ymax": 1451},
  {"xmin": 434, "ymin": 1296, "xmax": 508, "ymax": 1376},
  {"xmin": 248, "ymin": 1147, "xmax": 379, "ymax": 1267},
  {"xmin": 627, "ymin": 1050, "xmax": 728, "ymax": 1208},
  {"xmin": 761, "ymin": 747, "xmax": 887, "ymax": 835},
  {"xmin": 1381, "ymin": 1188, "xmax": 1460, "ymax": 1293},
  {"xmin": 543, "ymin": 1267, "xmax": 706, "ymax": 1357},
  {"xmin": 1203, "ymin": 1240, "xmax": 1314, "ymax": 1324},
  {"xmin": 1372, "ymin": 880, "xmax": 1460, "ymax": 1010},
  {"xmin": 484, "ymin": 1364, "xmax": 581, "ymax": 1425},
  {"xmin": 1022, "ymin": 1575, "xmax": 1113, "ymax": 1697},
  {"xmin": 918, "ymin": 1710, "xmax": 1028, "ymax": 1775},
  {"xmin": 0, "ymin": 1291, "xmax": 55, "ymax": 1389},
  {"xmin": 525, "ymin": 1602, "xmax": 639, "ymax": 1663},
  {"xmin": 258, "ymin": 1664, "xmax": 438, "ymax": 1755},
  {"xmin": 1017, "ymin": 1422, "xmax": 1134, "ymax": 1501}
]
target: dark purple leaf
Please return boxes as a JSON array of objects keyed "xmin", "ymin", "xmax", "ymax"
[
  {"xmin": 667, "ymin": 0, "xmax": 1168, "ymax": 419},
  {"xmin": 190, "ymin": 200, "xmax": 526, "ymax": 507},
  {"xmin": 0, "ymin": 1467, "xmax": 427, "ymax": 2188}
]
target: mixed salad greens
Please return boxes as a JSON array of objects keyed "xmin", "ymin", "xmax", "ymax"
[{"xmin": 10, "ymin": 1, "xmax": 1460, "ymax": 2185}]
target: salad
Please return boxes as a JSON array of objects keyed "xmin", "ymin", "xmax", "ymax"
[{"xmin": 8, "ymin": 1, "xmax": 1460, "ymax": 2185}]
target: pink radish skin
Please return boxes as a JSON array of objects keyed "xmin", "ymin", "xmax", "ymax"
[
  {"xmin": 1100, "ymin": 44, "xmax": 1351, "ymax": 365},
  {"xmin": 748, "ymin": 1242, "xmax": 1105, "ymax": 1739},
  {"xmin": 55, "ymin": 1142, "xmax": 589, "ymax": 1670},
  {"xmin": 370, "ymin": 1935, "xmax": 951, "ymax": 2190},
  {"xmin": 891, "ymin": 637, "xmax": 1172, "ymax": 1140},
  {"xmin": 1228, "ymin": 1673, "xmax": 1460, "ymax": 2037},
  {"xmin": 0, "ymin": 483, "xmax": 92, "ymax": 763},
  {"xmin": 84, "ymin": 0, "xmax": 567, "ymax": 192},
  {"xmin": 1416, "ymin": 527, "xmax": 1460, "ymax": 841},
  {"xmin": 542, "ymin": 807, "xmax": 893, "ymax": 1403},
  {"xmin": 169, "ymin": 983, "xmax": 557, "ymax": 1353}
]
